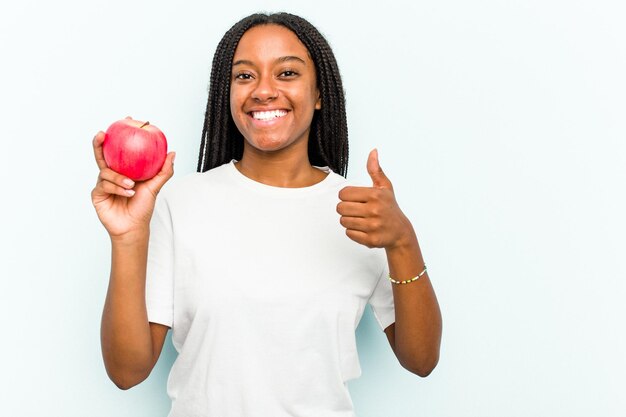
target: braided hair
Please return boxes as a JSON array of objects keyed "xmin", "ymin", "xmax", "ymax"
[{"xmin": 197, "ymin": 12, "xmax": 349, "ymax": 177}]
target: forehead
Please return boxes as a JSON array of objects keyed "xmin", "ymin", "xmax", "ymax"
[{"xmin": 233, "ymin": 24, "xmax": 312, "ymax": 63}]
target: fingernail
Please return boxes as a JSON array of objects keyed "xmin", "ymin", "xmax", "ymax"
[
  {"xmin": 123, "ymin": 179, "xmax": 135, "ymax": 187},
  {"xmin": 172, "ymin": 153, "xmax": 176, "ymax": 164},
  {"xmin": 126, "ymin": 189, "xmax": 135, "ymax": 196}
]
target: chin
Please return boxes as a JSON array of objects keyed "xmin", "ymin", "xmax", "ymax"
[{"xmin": 248, "ymin": 137, "xmax": 291, "ymax": 152}]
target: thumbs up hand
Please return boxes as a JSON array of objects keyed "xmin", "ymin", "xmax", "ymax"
[{"xmin": 337, "ymin": 149, "xmax": 415, "ymax": 250}]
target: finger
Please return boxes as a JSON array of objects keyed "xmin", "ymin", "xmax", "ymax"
[
  {"xmin": 345, "ymin": 229, "xmax": 375, "ymax": 248},
  {"xmin": 92, "ymin": 131, "xmax": 108, "ymax": 170},
  {"xmin": 125, "ymin": 116, "xmax": 133, "ymax": 120},
  {"xmin": 95, "ymin": 179, "xmax": 136, "ymax": 198},
  {"xmin": 367, "ymin": 149, "xmax": 393, "ymax": 190},
  {"xmin": 336, "ymin": 201, "xmax": 367, "ymax": 217},
  {"xmin": 340, "ymin": 216, "xmax": 372, "ymax": 232},
  {"xmin": 145, "ymin": 152, "xmax": 176, "ymax": 196},
  {"xmin": 338, "ymin": 186, "xmax": 374, "ymax": 203},
  {"xmin": 98, "ymin": 167, "xmax": 135, "ymax": 189}
]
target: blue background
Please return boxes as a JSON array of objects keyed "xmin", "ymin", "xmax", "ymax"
[{"xmin": 1, "ymin": 1, "xmax": 624, "ymax": 416}]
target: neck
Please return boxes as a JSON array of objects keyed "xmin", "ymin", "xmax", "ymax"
[{"xmin": 235, "ymin": 143, "xmax": 327, "ymax": 188}]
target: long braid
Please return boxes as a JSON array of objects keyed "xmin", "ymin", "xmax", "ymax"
[{"xmin": 197, "ymin": 13, "xmax": 349, "ymax": 177}]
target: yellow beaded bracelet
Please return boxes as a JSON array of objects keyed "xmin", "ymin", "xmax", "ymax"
[{"xmin": 388, "ymin": 265, "xmax": 427, "ymax": 285}]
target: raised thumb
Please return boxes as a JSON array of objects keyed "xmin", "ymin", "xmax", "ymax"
[{"xmin": 367, "ymin": 149, "xmax": 392, "ymax": 189}]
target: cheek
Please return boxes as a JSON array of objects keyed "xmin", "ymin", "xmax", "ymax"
[
  {"xmin": 229, "ymin": 90, "xmax": 247, "ymax": 124},
  {"xmin": 305, "ymin": 86, "xmax": 321, "ymax": 109},
  {"xmin": 229, "ymin": 89, "xmax": 237, "ymax": 115}
]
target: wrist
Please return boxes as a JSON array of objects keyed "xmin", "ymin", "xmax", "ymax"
[
  {"xmin": 110, "ymin": 228, "xmax": 150, "ymax": 246},
  {"xmin": 384, "ymin": 228, "xmax": 425, "ymax": 276},
  {"xmin": 386, "ymin": 223, "xmax": 418, "ymax": 253}
]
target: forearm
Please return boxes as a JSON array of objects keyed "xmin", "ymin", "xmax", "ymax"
[
  {"xmin": 386, "ymin": 228, "xmax": 442, "ymax": 376},
  {"xmin": 101, "ymin": 229, "xmax": 155, "ymax": 388}
]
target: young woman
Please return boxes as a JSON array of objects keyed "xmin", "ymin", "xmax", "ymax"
[{"xmin": 92, "ymin": 12, "xmax": 442, "ymax": 417}]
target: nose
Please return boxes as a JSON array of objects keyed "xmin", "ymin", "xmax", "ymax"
[{"xmin": 251, "ymin": 74, "xmax": 278, "ymax": 102}]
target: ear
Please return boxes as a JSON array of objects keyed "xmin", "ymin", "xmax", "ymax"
[{"xmin": 315, "ymin": 89, "xmax": 322, "ymax": 110}]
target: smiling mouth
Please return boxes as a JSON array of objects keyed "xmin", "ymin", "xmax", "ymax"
[{"xmin": 249, "ymin": 109, "xmax": 288, "ymax": 121}]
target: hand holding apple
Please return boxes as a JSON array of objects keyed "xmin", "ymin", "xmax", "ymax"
[{"xmin": 91, "ymin": 118, "xmax": 175, "ymax": 239}]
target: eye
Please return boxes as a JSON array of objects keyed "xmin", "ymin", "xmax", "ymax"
[
  {"xmin": 234, "ymin": 72, "xmax": 253, "ymax": 80},
  {"xmin": 279, "ymin": 69, "xmax": 298, "ymax": 78}
]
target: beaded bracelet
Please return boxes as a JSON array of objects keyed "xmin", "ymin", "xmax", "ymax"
[{"xmin": 388, "ymin": 265, "xmax": 427, "ymax": 285}]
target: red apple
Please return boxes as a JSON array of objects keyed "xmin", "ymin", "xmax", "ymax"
[{"xmin": 103, "ymin": 119, "xmax": 168, "ymax": 181}]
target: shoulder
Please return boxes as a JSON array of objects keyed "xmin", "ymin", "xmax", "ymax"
[
  {"xmin": 158, "ymin": 162, "xmax": 233, "ymax": 201},
  {"xmin": 322, "ymin": 170, "xmax": 350, "ymax": 189},
  {"xmin": 330, "ymin": 172, "xmax": 369, "ymax": 190}
]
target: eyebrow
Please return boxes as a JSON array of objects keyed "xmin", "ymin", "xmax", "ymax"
[{"xmin": 232, "ymin": 55, "xmax": 307, "ymax": 67}]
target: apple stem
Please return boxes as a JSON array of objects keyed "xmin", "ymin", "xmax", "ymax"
[{"xmin": 140, "ymin": 121, "xmax": 150, "ymax": 128}]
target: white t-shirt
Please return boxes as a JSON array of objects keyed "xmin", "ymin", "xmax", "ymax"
[{"xmin": 146, "ymin": 160, "xmax": 396, "ymax": 417}]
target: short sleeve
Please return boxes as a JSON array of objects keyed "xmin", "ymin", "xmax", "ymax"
[
  {"xmin": 145, "ymin": 192, "xmax": 174, "ymax": 328},
  {"xmin": 368, "ymin": 262, "xmax": 396, "ymax": 331}
]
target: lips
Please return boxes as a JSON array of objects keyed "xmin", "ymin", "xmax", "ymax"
[{"xmin": 249, "ymin": 109, "xmax": 288, "ymax": 121}]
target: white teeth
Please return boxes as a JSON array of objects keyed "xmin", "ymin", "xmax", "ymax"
[{"xmin": 251, "ymin": 110, "xmax": 287, "ymax": 121}]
